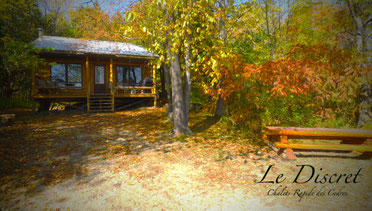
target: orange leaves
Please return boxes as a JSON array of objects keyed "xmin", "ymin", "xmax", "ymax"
[
  {"xmin": 244, "ymin": 44, "xmax": 359, "ymax": 104},
  {"xmin": 239, "ymin": 43, "xmax": 364, "ymax": 121},
  {"xmin": 68, "ymin": 3, "xmax": 127, "ymax": 42},
  {"xmin": 250, "ymin": 58, "xmax": 312, "ymax": 97}
]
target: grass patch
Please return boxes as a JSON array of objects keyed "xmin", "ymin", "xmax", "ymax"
[{"xmin": 0, "ymin": 98, "xmax": 33, "ymax": 109}]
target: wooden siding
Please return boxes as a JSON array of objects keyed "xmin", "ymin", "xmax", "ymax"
[
  {"xmin": 113, "ymin": 62, "xmax": 151, "ymax": 83},
  {"xmin": 34, "ymin": 58, "xmax": 87, "ymax": 97},
  {"xmin": 113, "ymin": 60, "xmax": 152, "ymax": 95},
  {"xmin": 33, "ymin": 54, "xmax": 154, "ymax": 99},
  {"xmin": 88, "ymin": 61, "xmax": 109, "ymax": 94}
]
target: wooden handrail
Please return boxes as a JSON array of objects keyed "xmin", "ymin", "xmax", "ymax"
[
  {"xmin": 35, "ymin": 86, "xmax": 84, "ymax": 90},
  {"xmin": 115, "ymin": 86, "xmax": 153, "ymax": 89}
]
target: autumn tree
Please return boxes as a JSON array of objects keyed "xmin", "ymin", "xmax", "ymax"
[
  {"xmin": 124, "ymin": 0, "xmax": 241, "ymax": 135},
  {"xmin": 65, "ymin": 1, "xmax": 125, "ymax": 41},
  {"xmin": 344, "ymin": 0, "xmax": 372, "ymax": 127},
  {"xmin": 214, "ymin": 0, "xmax": 227, "ymax": 117},
  {"xmin": 214, "ymin": 0, "xmax": 366, "ymax": 129},
  {"xmin": 0, "ymin": 0, "xmax": 43, "ymax": 98},
  {"xmin": 39, "ymin": 0, "xmax": 73, "ymax": 36}
]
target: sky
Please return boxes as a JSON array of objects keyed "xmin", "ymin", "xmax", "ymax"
[
  {"xmin": 77, "ymin": 0, "xmax": 132, "ymax": 14},
  {"xmin": 38, "ymin": 0, "xmax": 133, "ymax": 21}
]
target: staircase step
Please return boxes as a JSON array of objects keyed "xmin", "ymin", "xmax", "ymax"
[
  {"xmin": 90, "ymin": 104, "xmax": 111, "ymax": 106},
  {"xmin": 88, "ymin": 94, "xmax": 114, "ymax": 112},
  {"xmin": 90, "ymin": 97, "xmax": 112, "ymax": 100},
  {"xmin": 90, "ymin": 94, "xmax": 112, "ymax": 97},
  {"xmin": 90, "ymin": 106, "xmax": 112, "ymax": 109},
  {"xmin": 90, "ymin": 102, "xmax": 112, "ymax": 104},
  {"xmin": 89, "ymin": 100, "xmax": 111, "ymax": 103},
  {"xmin": 90, "ymin": 103, "xmax": 112, "ymax": 106},
  {"xmin": 89, "ymin": 107, "xmax": 112, "ymax": 110},
  {"xmin": 89, "ymin": 110, "xmax": 112, "ymax": 112}
]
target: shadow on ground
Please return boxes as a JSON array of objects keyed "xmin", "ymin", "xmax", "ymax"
[
  {"xmin": 0, "ymin": 108, "xmax": 172, "ymax": 200},
  {"xmin": 190, "ymin": 115, "xmax": 221, "ymax": 133}
]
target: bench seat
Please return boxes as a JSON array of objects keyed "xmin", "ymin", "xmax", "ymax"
[{"xmin": 264, "ymin": 126, "xmax": 372, "ymax": 159}]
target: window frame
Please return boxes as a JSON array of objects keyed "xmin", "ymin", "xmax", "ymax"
[
  {"xmin": 50, "ymin": 63, "xmax": 83, "ymax": 87},
  {"xmin": 116, "ymin": 65, "xmax": 142, "ymax": 85}
]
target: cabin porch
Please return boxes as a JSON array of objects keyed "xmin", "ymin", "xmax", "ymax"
[
  {"xmin": 32, "ymin": 54, "xmax": 157, "ymax": 112},
  {"xmin": 32, "ymin": 94, "xmax": 156, "ymax": 112}
]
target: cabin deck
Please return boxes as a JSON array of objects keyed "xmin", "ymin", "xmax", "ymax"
[
  {"xmin": 32, "ymin": 86, "xmax": 156, "ymax": 112},
  {"xmin": 31, "ymin": 35, "xmax": 160, "ymax": 112},
  {"xmin": 32, "ymin": 53, "xmax": 158, "ymax": 112}
]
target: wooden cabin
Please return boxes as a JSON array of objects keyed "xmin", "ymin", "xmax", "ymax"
[{"xmin": 31, "ymin": 35, "xmax": 158, "ymax": 112}]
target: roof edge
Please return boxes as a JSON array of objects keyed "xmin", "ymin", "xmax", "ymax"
[{"xmin": 37, "ymin": 49, "xmax": 158, "ymax": 59}]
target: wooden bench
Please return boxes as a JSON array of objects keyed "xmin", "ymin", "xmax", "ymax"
[
  {"xmin": 264, "ymin": 126, "xmax": 372, "ymax": 159},
  {"xmin": 0, "ymin": 114, "xmax": 15, "ymax": 126}
]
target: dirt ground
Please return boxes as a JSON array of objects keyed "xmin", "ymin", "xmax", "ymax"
[{"xmin": 1, "ymin": 107, "xmax": 371, "ymax": 210}]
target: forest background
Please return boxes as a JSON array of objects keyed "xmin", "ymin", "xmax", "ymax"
[{"xmin": 0, "ymin": 0, "xmax": 371, "ymax": 136}]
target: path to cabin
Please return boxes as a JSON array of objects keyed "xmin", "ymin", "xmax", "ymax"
[{"xmin": 0, "ymin": 108, "xmax": 371, "ymax": 210}]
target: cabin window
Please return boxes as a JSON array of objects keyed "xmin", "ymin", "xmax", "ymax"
[
  {"xmin": 51, "ymin": 63, "xmax": 82, "ymax": 87},
  {"xmin": 117, "ymin": 66, "xmax": 142, "ymax": 85}
]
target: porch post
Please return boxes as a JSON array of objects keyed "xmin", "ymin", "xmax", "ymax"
[
  {"xmin": 153, "ymin": 64, "xmax": 157, "ymax": 107},
  {"xmin": 110, "ymin": 58, "xmax": 114, "ymax": 111},
  {"xmin": 86, "ymin": 55, "xmax": 90, "ymax": 112},
  {"xmin": 31, "ymin": 66, "xmax": 36, "ymax": 112}
]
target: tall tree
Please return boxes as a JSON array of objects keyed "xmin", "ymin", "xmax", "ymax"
[
  {"xmin": 183, "ymin": 0, "xmax": 193, "ymax": 124},
  {"xmin": 125, "ymin": 0, "xmax": 232, "ymax": 135},
  {"xmin": 0, "ymin": 0, "xmax": 42, "ymax": 42},
  {"xmin": 39, "ymin": 0, "xmax": 73, "ymax": 36},
  {"xmin": 215, "ymin": 0, "xmax": 227, "ymax": 117},
  {"xmin": 125, "ymin": 0, "xmax": 192, "ymax": 135},
  {"xmin": 0, "ymin": 0, "xmax": 43, "ymax": 98},
  {"xmin": 345, "ymin": 0, "xmax": 372, "ymax": 127},
  {"xmin": 66, "ymin": 2, "xmax": 125, "ymax": 41}
]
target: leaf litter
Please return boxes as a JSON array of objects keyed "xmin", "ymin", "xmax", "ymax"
[{"xmin": 0, "ymin": 107, "xmax": 371, "ymax": 210}]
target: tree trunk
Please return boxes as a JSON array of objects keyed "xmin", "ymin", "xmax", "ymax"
[
  {"xmin": 265, "ymin": 1, "xmax": 276, "ymax": 60},
  {"xmin": 347, "ymin": 1, "xmax": 372, "ymax": 127},
  {"xmin": 5, "ymin": 74, "xmax": 13, "ymax": 98},
  {"xmin": 163, "ymin": 1, "xmax": 192, "ymax": 135},
  {"xmin": 215, "ymin": 0, "xmax": 226, "ymax": 117},
  {"xmin": 184, "ymin": 2, "xmax": 192, "ymax": 126},
  {"xmin": 184, "ymin": 44, "xmax": 191, "ymax": 125},
  {"xmin": 162, "ymin": 4, "xmax": 173, "ymax": 119},
  {"xmin": 164, "ymin": 62, "xmax": 173, "ymax": 117},
  {"xmin": 215, "ymin": 88, "xmax": 224, "ymax": 117},
  {"xmin": 358, "ymin": 83, "xmax": 372, "ymax": 127},
  {"xmin": 169, "ymin": 50, "xmax": 189, "ymax": 136}
]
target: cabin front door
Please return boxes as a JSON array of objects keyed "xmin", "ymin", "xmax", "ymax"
[{"xmin": 94, "ymin": 65, "xmax": 106, "ymax": 93}]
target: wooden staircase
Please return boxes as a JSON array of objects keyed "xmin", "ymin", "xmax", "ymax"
[{"xmin": 89, "ymin": 94, "xmax": 113, "ymax": 112}]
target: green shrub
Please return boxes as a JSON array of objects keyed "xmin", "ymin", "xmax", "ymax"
[{"xmin": 0, "ymin": 98, "xmax": 32, "ymax": 109}]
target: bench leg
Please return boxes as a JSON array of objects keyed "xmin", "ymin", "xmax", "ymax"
[
  {"xmin": 266, "ymin": 135, "xmax": 281, "ymax": 152},
  {"xmin": 359, "ymin": 152, "xmax": 372, "ymax": 159},
  {"xmin": 278, "ymin": 135, "xmax": 297, "ymax": 160},
  {"xmin": 341, "ymin": 139, "xmax": 365, "ymax": 145},
  {"xmin": 342, "ymin": 139, "xmax": 372, "ymax": 159},
  {"xmin": 359, "ymin": 139, "xmax": 372, "ymax": 159}
]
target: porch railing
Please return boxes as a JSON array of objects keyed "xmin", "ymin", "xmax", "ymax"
[{"xmin": 115, "ymin": 85, "xmax": 154, "ymax": 95}]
